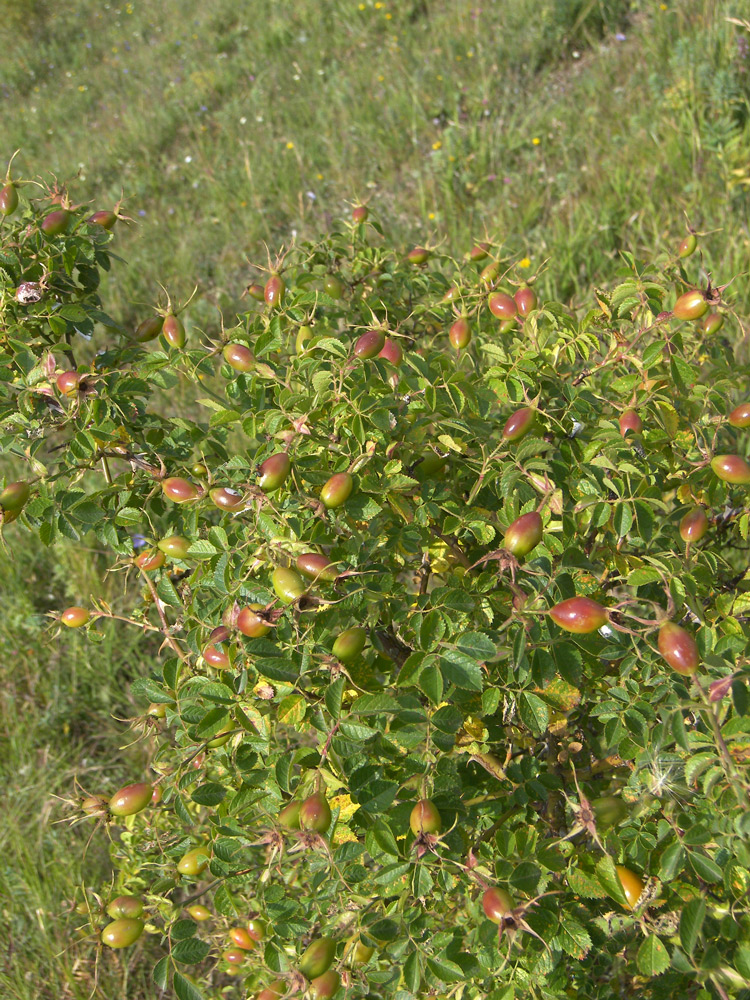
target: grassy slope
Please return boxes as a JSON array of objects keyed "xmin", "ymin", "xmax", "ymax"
[{"xmin": 1, "ymin": 1, "xmax": 749, "ymax": 997}]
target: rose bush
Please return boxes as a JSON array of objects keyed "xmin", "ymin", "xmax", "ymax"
[{"xmin": 2, "ymin": 174, "xmax": 750, "ymax": 999}]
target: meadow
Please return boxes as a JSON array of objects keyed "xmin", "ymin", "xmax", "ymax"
[{"xmin": 1, "ymin": 0, "xmax": 749, "ymax": 997}]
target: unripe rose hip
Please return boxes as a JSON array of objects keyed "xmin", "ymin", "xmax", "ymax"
[
  {"xmin": 106, "ymin": 896, "xmax": 144, "ymax": 920},
  {"xmin": 101, "ymin": 917, "xmax": 144, "ymax": 948},
  {"xmin": 157, "ymin": 535, "xmax": 191, "ymax": 559},
  {"xmin": 162, "ymin": 314, "xmax": 185, "ymax": 348},
  {"xmin": 711, "ymin": 455, "xmax": 750, "ymax": 485},
  {"xmin": 673, "ymin": 290, "xmax": 708, "ymax": 321},
  {"xmin": 264, "ymin": 273, "xmax": 285, "ymax": 307},
  {"xmin": 272, "ymin": 567, "xmax": 305, "ymax": 604},
  {"xmin": 354, "ymin": 330, "xmax": 386, "ymax": 359},
  {"xmin": 502, "ymin": 406, "xmax": 535, "ymax": 442},
  {"xmin": 299, "ymin": 937, "xmax": 336, "ymax": 979},
  {"xmin": 61, "ymin": 606, "xmax": 90, "ymax": 628},
  {"xmin": 549, "ymin": 596, "xmax": 608, "ymax": 634},
  {"xmin": 296, "ymin": 552, "xmax": 339, "ymax": 582},
  {"xmin": 109, "ymin": 782, "xmax": 153, "ymax": 817},
  {"xmin": 258, "ymin": 452, "xmax": 291, "ymax": 492},
  {"xmin": 409, "ymin": 798, "xmax": 442, "ymax": 835},
  {"xmin": 615, "ymin": 865, "xmax": 645, "ymax": 910},
  {"xmin": 504, "ymin": 511, "xmax": 543, "ymax": 557},
  {"xmin": 657, "ymin": 621, "xmax": 699, "ymax": 676},
  {"xmin": 482, "ymin": 887, "xmax": 514, "ymax": 923},
  {"xmin": 162, "ymin": 477, "xmax": 200, "ymax": 503},
  {"xmin": 223, "ymin": 342, "xmax": 255, "ymax": 372},
  {"xmin": 677, "ymin": 233, "xmax": 697, "ymax": 258},
  {"xmin": 321, "ymin": 472, "xmax": 354, "ymax": 509},
  {"xmin": 299, "ymin": 792, "xmax": 332, "ymax": 833},
  {"xmin": 134, "ymin": 315, "xmax": 164, "ymax": 342},
  {"xmin": 488, "ymin": 291, "xmax": 517, "ymax": 320},
  {"xmin": 679, "ymin": 507, "xmax": 708, "ymax": 543},
  {"xmin": 514, "ymin": 286, "xmax": 538, "ymax": 316},
  {"xmin": 237, "ymin": 604, "xmax": 271, "ymax": 637},
  {"xmin": 332, "ymin": 626, "xmax": 366, "ymax": 662},
  {"xmin": 449, "ymin": 317, "xmax": 471, "ymax": 350},
  {"xmin": 728, "ymin": 402, "xmax": 750, "ymax": 428},
  {"xmin": 619, "ymin": 409, "xmax": 642, "ymax": 437}
]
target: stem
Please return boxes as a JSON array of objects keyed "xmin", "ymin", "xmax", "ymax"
[
  {"xmin": 139, "ymin": 569, "xmax": 189, "ymax": 663},
  {"xmin": 693, "ymin": 675, "xmax": 750, "ymax": 810}
]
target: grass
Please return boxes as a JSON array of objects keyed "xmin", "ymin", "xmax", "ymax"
[
  {"xmin": 0, "ymin": 0, "xmax": 748, "ymax": 326},
  {"xmin": 1, "ymin": 0, "xmax": 750, "ymax": 996}
]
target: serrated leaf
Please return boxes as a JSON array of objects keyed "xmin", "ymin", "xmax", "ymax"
[
  {"xmin": 555, "ymin": 917, "xmax": 591, "ymax": 959},
  {"xmin": 174, "ymin": 971, "xmax": 205, "ymax": 1000},
  {"xmin": 518, "ymin": 692, "xmax": 549, "ymax": 736},
  {"xmin": 636, "ymin": 935, "xmax": 669, "ymax": 976},
  {"xmin": 277, "ymin": 694, "xmax": 306, "ymax": 725},
  {"xmin": 426, "ymin": 956, "xmax": 466, "ymax": 982},
  {"xmin": 658, "ymin": 841, "xmax": 685, "ymax": 882},
  {"xmin": 439, "ymin": 650, "xmax": 483, "ymax": 691},
  {"xmin": 596, "ymin": 856, "xmax": 628, "ymax": 906},
  {"xmin": 172, "ymin": 938, "xmax": 212, "ymax": 964},
  {"xmin": 567, "ymin": 867, "xmax": 607, "ymax": 898},
  {"xmin": 152, "ymin": 955, "xmax": 170, "ymax": 989},
  {"xmin": 325, "ymin": 677, "xmax": 345, "ymax": 719},
  {"xmin": 679, "ymin": 897, "xmax": 705, "ymax": 955}
]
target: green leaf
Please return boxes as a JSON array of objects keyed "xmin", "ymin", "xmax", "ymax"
[
  {"xmin": 417, "ymin": 609, "xmax": 445, "ymax": 650},
  {"xmin": 679, "ymin": 897, "xmax": 705, "ymax": 955},
  {"xmin": 156, "ymin": 574, "xmax": 183, "ymax": 607},
  {"xmin": 418, "ymin": 663, "xmax": 443, "ymax": 705},
  {"xmin": 455, "ymin": 630, "xmax": 496, "ymax": 659},
  {"xmin": 426, "ymin": 956, "xmax": 466, "ymax": 982},
  {"xmin": 403, "ymin": 950, "xmax": 422, "ymax": 994},
  {"xmin": 636, "ymin": 935, "xmax": 670, "ymax": 976},
  {"xmin": 567, "ymin": 867, "xmax": 607, "ymax": 898},
  {"xmin": 596, "ymin": 856, "xmax": 628, "ymax": 906},
  {"xmin": 173, "ymin": 971, "xmax": 205, "ymax": 1000},
  {"xmin": 439, "ymin": 649, "xmax": 483, "ymax": 691},
  {"xmin": 325, "ymin": 677, "xmax": 345, "ymax": 719},
  {"xmin": 518, "ymin": 693, "xmax": 549, "ymax": 736},
  {"xmin": 192, "ymin": 782, "xmax": 227, "ymax": 806},
  {"xmin": 688, "ymin": 851, "xmax": 723, "ymax": 883},
  {"xmin": 152, "ymin": 956, "xmax": 170, "ymax": 989},
  {"xmin": 172, "ymin": 938, "xmax": 212, "ymax": 964},
  {"xmin": 659, "ymin": 841, "xmax": 685, "ymax": 882},
  {"xmin": 412, "ymin": 863, "xmax": 434, "ymax": 899},
  {"xmin": 555, "ymin": 917, "xmax": 591, "ymax": 959}
]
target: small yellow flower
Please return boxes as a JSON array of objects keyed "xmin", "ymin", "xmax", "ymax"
[
  {"xmin": 660, "ymin": 2, "xmax": 667, "ymax": 7},
  {"xmin": 374, "ymin": 1, "xmax": 383, "ymax": 7},
  {"xmin": 428, "ymin": 212, "xmax": 435, "ymax": 220},
  {"xmin": 448, "ymin": 155, "xmax": 455, "ymax": 162},
  {"xmin": 437, "ymin": 74, "xmax": 443, "ymax": 81},
  {"xmin": 455, "ymin": 54, "xmax": 462, "ymax": 61},
  {"xmin": 467, "ymin": 50, "xmax": 474, "ymax": 58},
  {"xmin": 358, "ymin": 2, "xmax": 365, "ymax": 7},
  {"xmin": 111, "ymin": 46, "xmax": 118, "ymax": 53},
  {"xmin": 532, "ymin": 137, "xmax": 541, "ymax": 145},
  {"xmin": 432, "ymin": 140, "xmax": 442, "ymax": 150},
  {"xmin": 286, "ymin": 141, "xmax": 294, "ymax": 149},
  {"xmin": 378, "ymin": 74, "xmax": 385, "ymax": 82},
  {"xmin": 385, "ymin": 11, "xmax": 392, "ymax": 18},
  {"xmin": 519, "ymin": 257, "xmax": 531, "ymax": 269},
  {"xmin": 316, "ymin": 173, "xmax": 323, "ymax": 180},
  {"xmin": 240, "ymin": 201, "xmax": 247, "ymax": 207},
  {"xmin": 78, "ymin": 85, "xmax": 87, "ymax": 92}
]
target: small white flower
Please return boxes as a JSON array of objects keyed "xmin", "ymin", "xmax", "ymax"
[
  {"xmin": 184, "ymin": 155, "xmax": 192, "ymax": 163},
  {"xmin": 239, "ymin": 116, "xmax": 247, "ymax": 124}
]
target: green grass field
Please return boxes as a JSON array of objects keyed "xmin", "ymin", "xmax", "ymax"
[{"xmin": 1, "ymin": 0, "xmax": 750, "ymax": 996}]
